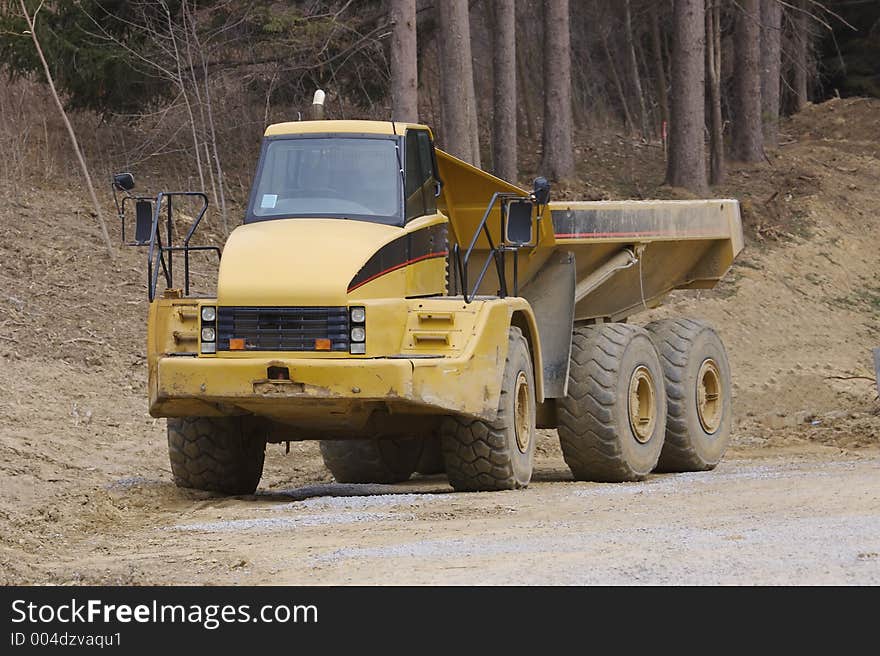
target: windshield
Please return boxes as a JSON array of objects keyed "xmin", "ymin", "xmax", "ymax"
[{"xmin": 247, "ymin": 136, "xmax": 403, "ymax": 224}]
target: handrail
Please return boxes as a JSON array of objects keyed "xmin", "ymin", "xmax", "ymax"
[
  {"xmin": 146, "ymin": 192, "xmax": 220, "ymax": 301},
  {"xmin": 454, "ymin": 191, "xmax": 525, "ymax": 303}
]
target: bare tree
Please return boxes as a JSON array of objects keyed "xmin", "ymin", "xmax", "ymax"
[
  {"xmin": 437, "ymin": 0, "xmax": 480, "ymax": 166},
  {"xmin": 491, "ymin": 0, "xmax": 517, "ymax": 182},
  {"xmin": 649, "ymin": 1, "xmax": 670, "ymax": 136},
  {"xmin": 602, "ymin": 29, "xmax": 635, "ymax": 135},
  {"xmin": 541, "ymin": 0, "xmax": 574, "ymax": 181},
  {"xmin": 760, "ymin": 0, "xmax": 783, "ymax": 147},
  {"xmin": 731, "ymin": 0, "xmax": 764, "ymax": 162},
  {"xmin": 191, "ymin": 11, "xmax": 229, "ymax": 234},
  {"xmin": 624, "ymin": 0, "xmax": 649, "ymax": 139},
  {"xmin": 666, "ymin": 0, "xmax": 707, "ymax": 193},
  {"xmin": 162, "ymin": 1, "xmax": 206, "ymax": 195},
  {"xmin": 706, "ymin": 0, "xmax": 725, "ymax": 185},
  {"xmin": 390, "ymin": 0, "xmax": 417, "ymax": 122},
  {"xmin": 18, "ymin": 0, "xmax": 114, "ymax": 259}
]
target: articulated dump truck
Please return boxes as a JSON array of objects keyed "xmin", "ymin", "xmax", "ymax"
[{"xmin": 113, "ymin": 119, "xmax": 743, "ymax": 494}]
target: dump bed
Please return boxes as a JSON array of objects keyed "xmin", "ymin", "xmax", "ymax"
[{"xmin": 436, "ymin": 149, "xmax": 743, "ymax": 322}]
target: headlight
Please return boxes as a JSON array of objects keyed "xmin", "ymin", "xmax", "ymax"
[
  {"xmin": 201, "ymin": 327, "xmax": 216, "ymax": 342},
  {"xmin": 351, "ymin": 326, "xmax": 366, "ymax": 342},
  {"xmin": 350, "ymin": 307, "xmax": 366, "ymax": 323},
  {"xmin": 201, "ymin": 306, "xmax": 216, "ymax": 322}
]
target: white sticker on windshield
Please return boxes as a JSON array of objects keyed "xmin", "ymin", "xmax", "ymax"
[{"xmin": 260, "ymin": 194, "xmax": 278, "ymax": 209}]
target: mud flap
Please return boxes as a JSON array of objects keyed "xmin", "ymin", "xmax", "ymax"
[{"xmin": 519, "ymin": 250, "xmax": 576, "ymax": 398}]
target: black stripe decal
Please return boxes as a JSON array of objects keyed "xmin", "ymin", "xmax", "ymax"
[
  {"xmin": 348, "ymin": 223, "xmax": 448, "ymax": 292},
  {"xmin": 551, "ymin": 206, "xmax": 723, "ymax": 239}
]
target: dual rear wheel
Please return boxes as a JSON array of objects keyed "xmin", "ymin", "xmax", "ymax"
[{"xmin": 557, "ymin": 319, "xmax": 732, "ymax": 482}]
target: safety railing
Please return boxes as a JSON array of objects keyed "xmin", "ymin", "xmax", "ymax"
[
  {"xmin": 452, "ymin": 192, "xmax": 527, "ymax": 303},
  {"xmin": 146, "ymin": 192, "xmax": 221, "ymax": 301}
]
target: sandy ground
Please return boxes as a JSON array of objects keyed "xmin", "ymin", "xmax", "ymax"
[
  {"xmin": 1, "ymin": 98, "xmax": 878, "ymax": 585},
  {"xmin": 13, "ymin": 443, "xmax": 880, "ymax": 586}
]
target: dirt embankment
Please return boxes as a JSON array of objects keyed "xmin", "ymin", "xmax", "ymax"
[{"xmin": 0, "ymin": 98, "xmax": 878, "ymax": 584}]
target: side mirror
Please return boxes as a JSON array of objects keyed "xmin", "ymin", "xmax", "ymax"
[
  {"xmin": 113, "ymin": 172, "xmax": 135, "ymax": 191},
  {"xmin": 532, "ymin": 177, "xmax": 550, "ymax": 206},
  {"xmin": 504, "ymin": 199, "xmax": 534, "ymax": 246},
  {"xmin": 134, "ymin": 200, "xmax": 153, "ymax": 244}
]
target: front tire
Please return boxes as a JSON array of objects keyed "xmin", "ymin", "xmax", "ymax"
[
  {"xmin": 644, "ymin": 318, "xmax": 733, "ymax": 471},
  {"xmin": 440, "ymin": 326, "xmax": 536, "ymax": 492},
  {"xmin": 167, "ymin": 416, "xmax": 267, "ymax": 495},
  {"xmin": 558, "ymin": 323, "xmax": 667, "ymax": 482}
]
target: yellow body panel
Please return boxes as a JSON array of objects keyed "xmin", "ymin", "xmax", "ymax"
[
  {"xmin": 218, "ymin": 219, "xmax": 396, "ymax": 306},
  {"xmin": 218, "ymin": 213, "xmax": 448, "ymax": 306},
  {"xmin": 150, "ymin": 297, "xmax": 539, "ymax": 433},
  {"xmin": 265, "ymin": 120, "xmax": 431, "ymax": 137}
]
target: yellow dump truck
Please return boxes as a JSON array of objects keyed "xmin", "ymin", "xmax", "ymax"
[{"xmin": 113, "ymin": 119, "xmax": 743, "ymax": 494}]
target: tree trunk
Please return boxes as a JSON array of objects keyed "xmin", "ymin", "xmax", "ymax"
[
  {"xmin": 760, "ymin": 0, "xmax": 782, "ymax": 147},
  {"xmin": 390, "ymin": 0, "xmax": 418, "ymax": 122},
  {"xmin": 437, "ymin": 0, "xmax": 480, "ymax": 166},
  {"xmin": 515, "ymin": 35, "xmax": 536, "ymax": 139},
  {"xmin": 541, "ymin": 0, "xmax": 574, "ymax": 181},
  {"xmin": 624, "ymin": 0, "xmax": 649, "ymax": 139},
  {"xmin": 792, "ymin": 0, "xmax": 809, "ymax": 112},
  {"xmin": 666, "ymin": 0, "xmax": 707, "ymax": 193},
  {"xmin": 706, "ymin": 1, "xmax": 725, "ymax": 185},
  {"xmin": 650, "ymin": 1, "xmax": 669, "ymax": 136},
  {"xmin": 492, "ymin": 0, "xmax": 517, "ymax": 182},
  {"xmin": 731, "ymin": 0, "xmax": 763, "ymax": 162}
]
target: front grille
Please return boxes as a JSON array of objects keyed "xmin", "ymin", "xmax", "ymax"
[{"xmin": 216, "ymin": 307, "xmax": 349, "ymax": 352}]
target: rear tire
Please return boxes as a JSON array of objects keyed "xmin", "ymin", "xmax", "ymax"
[
  {"xmin": 558, "ymin": 323, "xmax": 667, "ymax": 482},
  {"xmin": 416, "ymin": 436, "xmax": 446, "ymax": 475},
  {"xmin": 167, "ymin": 416, "xmax": 267, "ymax": 495},
  {"xmin": 644, "ymin": 317, "xmax": 732, "ymax": 471},
  {"xmin": 440, "ymin": 326, "xmax": 536, "ymax": 492},
  {"xmin": 319, "ymin": 438, "xmax": 422, "ymax": 484}
]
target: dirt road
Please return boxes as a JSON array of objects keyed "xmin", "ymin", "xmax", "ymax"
[{"xmin": 6, "ymin": 441, "xmax": 874, "ymax": 586}]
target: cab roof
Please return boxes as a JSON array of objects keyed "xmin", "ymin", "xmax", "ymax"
[{"xmin": 264, "ymin": 119, "xmax": 432, "ymax": 137}]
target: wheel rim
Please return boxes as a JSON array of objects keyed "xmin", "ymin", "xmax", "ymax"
[
  {"xmin": 696, "ymin": 358, "xmax": 723, "ymax": 434},
  {"xmin": 628, "ymin": 365, "xmax": 657, "ymax": 443},
  {"xmin": 513, "ymin": 371, "xmax": 531, "ymax": 453}
]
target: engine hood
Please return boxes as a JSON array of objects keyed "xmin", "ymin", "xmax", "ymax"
[{"xmin": 217, "ymin": 218, "xmax": 402, "ymax": 306}]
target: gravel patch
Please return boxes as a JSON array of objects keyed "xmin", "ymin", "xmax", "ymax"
[
  {"xmin": 169, "ymin": 511, "xmax": 405, "ymax": 533},
  {"xmin": 272, "ymin": 493, "xmax": 436, "ymax": 512},
  {"xmin": 312, "ymin": 515, "xmax": 880, "ymax": 584}
]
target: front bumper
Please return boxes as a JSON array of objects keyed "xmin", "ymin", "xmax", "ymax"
[{"xmin": 151, "ymin": 351, "xmax": 503, "ymax": 431}]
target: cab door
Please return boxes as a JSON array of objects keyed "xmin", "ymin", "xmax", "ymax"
[{"xmin": 403, "ymin": 129, "xmax": 448, "ymax": 297}]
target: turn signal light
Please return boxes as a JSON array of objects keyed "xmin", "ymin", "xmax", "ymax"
[
  {"xmin": 229, "ymin": 338, "xmax": 246, "ymax": 350},
  {"xmin": 315, "ymin": 338, "xmax": 331, "ymax": 351}
]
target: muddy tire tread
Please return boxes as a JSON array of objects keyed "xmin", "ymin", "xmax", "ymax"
[
  {"xmin": 644, "ymin": 317, "xmax": 730, "ymax": 471},
  {"xmin": 167, "ymin": 417, "xmax": 266, "ymax": 495},
  {"xmin": 441, "ymin": 327, "xmax": 532, "ymax": 491},
  {"xmin": 558, "ymin": 323, "xmax": 668, "ymax": 482}
]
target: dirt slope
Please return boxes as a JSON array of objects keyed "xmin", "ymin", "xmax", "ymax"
[{"xmin": 0, "ymin": 98, "xmax": 878, "ymax": 584}]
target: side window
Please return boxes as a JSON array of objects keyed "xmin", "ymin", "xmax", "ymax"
[
  {"xmin": 416, "ymin": 131, "xmax": 437, "ymax": 215},
  {"xmin": 405, "ymin": 129, "xmax": 437, "ymax": 221},
  {"xmin": 405, "ymin": 132, "xmax": 426, "ymax": 221}
]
